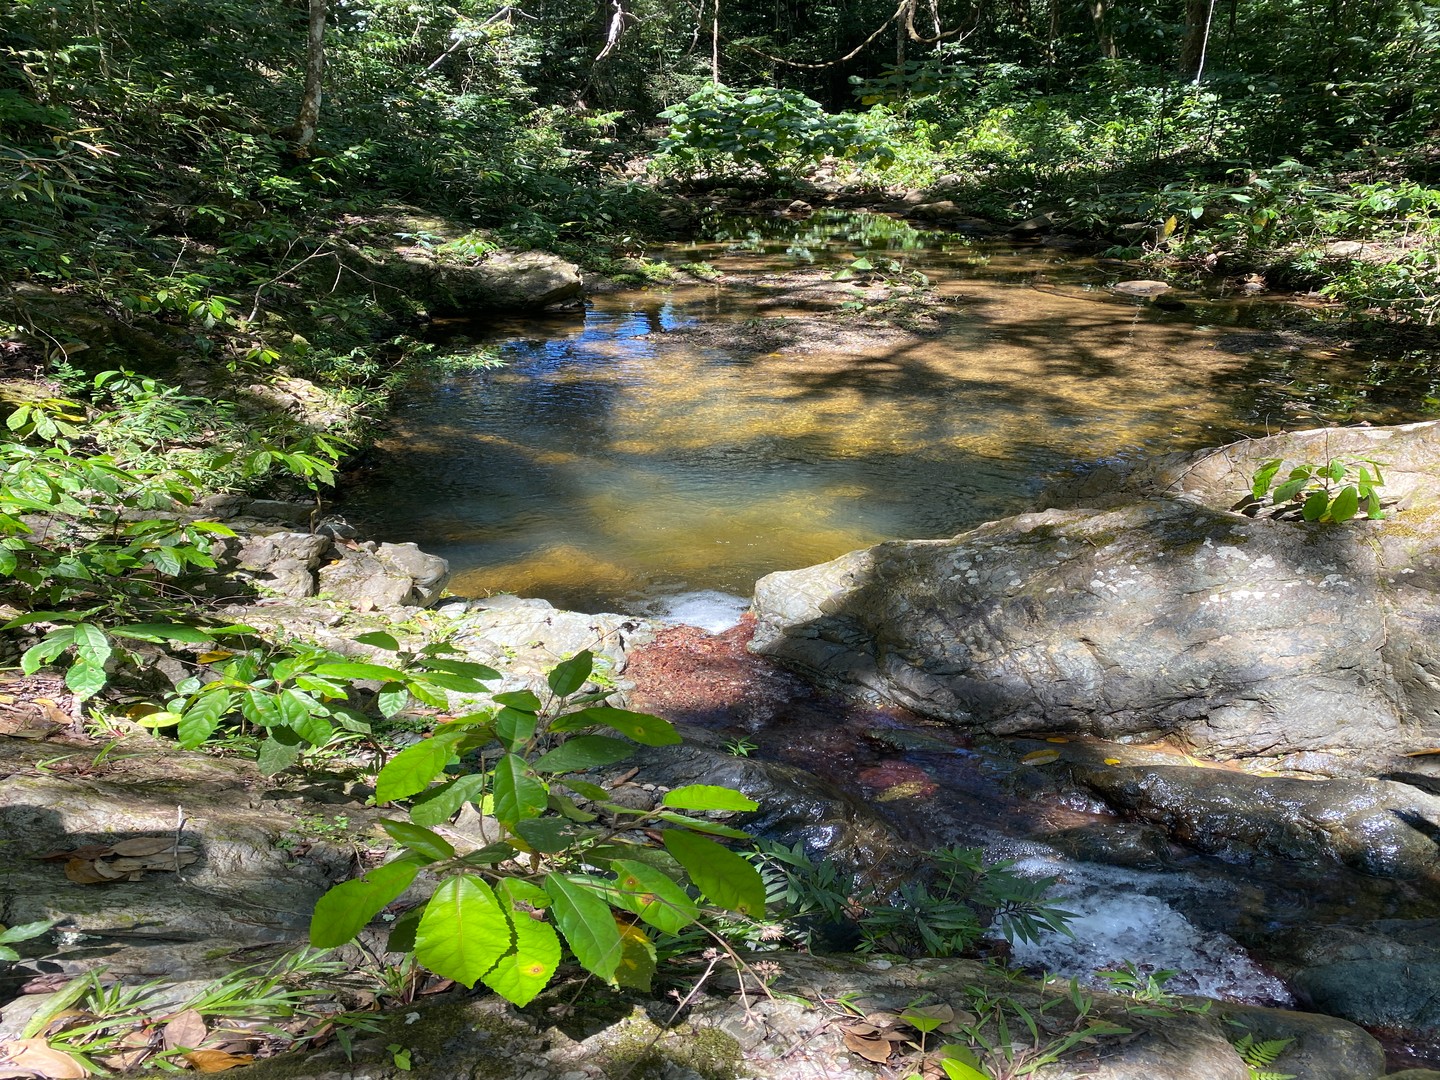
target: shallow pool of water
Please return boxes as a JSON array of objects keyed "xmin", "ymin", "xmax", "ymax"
[{"xmin": 343, "ymin": 211, "xmax": 1440, "ymax": 613}]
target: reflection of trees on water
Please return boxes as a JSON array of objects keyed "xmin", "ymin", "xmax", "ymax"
[{"xmin": 699, "ymin": 209, "xmax": 931, "ymax": 262}]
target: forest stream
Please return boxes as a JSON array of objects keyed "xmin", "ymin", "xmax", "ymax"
[{"xmin": 344, "ymin": 210, "xmax": 1440, "ymax": 1060}]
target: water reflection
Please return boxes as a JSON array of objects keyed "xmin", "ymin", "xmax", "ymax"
[{"xmin": 343, "ymin": 211, "xmax": 1440, "ymax": 613}]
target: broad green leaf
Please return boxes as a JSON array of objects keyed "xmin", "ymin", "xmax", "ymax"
[
  {"xmin": 533, "ymin": 735, "xmax": 635, "ymax": 773},
  {"xmin": 415, "ymin": 875, "xmax": 512, "ymax": 988},
  {"xmin": 493, "ymin": 689, "xmax": 542, "ymax": 712},
  {"xmin": 70, "ymin": 623, "xmax": 110, "ymax": 667},
  {"xmin": 662, "ymin": 830, "xmax": 766, "ymax": 916},
  {"xmin": 1330, "ymin": 484, "xmax": 1359, "ymax": 522},
  {"xmin": 280, "ymin": 689, "xmax": 333, "ymax": 746},
  {"xmin": 241, "ymin": 690, "xmax": 281, "ymax": 728},
  {"xmin": 558, "ymin": 778, "xmax": 609, "ymax": 802},
  {"xmin": 661, "ymin": 785, "xmax": 758, "ymax": 812},
  {"xmin": 1273, "ymin": 476, "xmax": 1309, "ymax": 503},
  {"xmin": 136, "ymin": 710, "xmax": 182, "ymax": 729},
  {"xmin": 551, "ymin": 707, "xmax": 680, "ymax": 746},
  {"xmin": 0, "ymin": 548, "xmax": 15, "ymax": 576},
  {"xmin": 379, "ymin": 819, "xmax": 456, "ymax": 862},
  {"xmin": 65, "ymin": 658, "xmax": 107, "ymax": 700},
  {"xmin": 22, "ymin": 629, "xmax": 73, "ymax": 675},
  {"xmin": 482, "ymin": 900, "xmax": 561, "ymax": 1007},
  {"xmin": 375, "ymin": 732, "xmax": 462, "ymax": 803},
  {"xmin": 654, "ymin": 811, "xmax": 751, "ymax": 838},
  {"xmin": 406, "ymin": 679, "xmax": 450, "ymax": 709},
  {"xmin": 414, "ymin": 671, "xmax": 490, "ymax": 693},
  {"xmin": 1301, "ymin": 488, "xmax": 1330, "ymax": 521},
  {"xmin": 353, "ymin": 631, "xmax": 401, "ymax": 651},
  {"xmin": 939, "ymin": 1053, "xmax": 991, "ymax": 1080},
  {"xmin": 1250, "ymin": 459, "xmax": 1282, "ymax": 499},
  {"xmin": 422, "ymin": 658, "xmax": 502, "ymax": 681},
  {"xmin": 493, "ymin": 753, "xmax": 547, "ymax": 827},
  {"xmin": 257, "ymin": 729, "xmax": 305, "ymax": 775},
  {"xmin": 409, "ymin": 773, "xmax": 487, "ymax": 827},
  {"xmin": 547, "ymin": 650, "xmax": 593, "ymax": 698},
  {"xmin": 614, "ymin": 921, "xmax": 657, "ymax": 991},
  {"xmin": 177, "ymin": 690, "xmax": 234, "ymax": 748},
  {"xmin": 495, "ymin": 706, "xmax": 537, "ymax": 751},
  {"xmin": 543, "ymin": 873, "xmax": 623, "ymax": 983},
  {"xmin": 314, "ymin": 661, "xmax": 408, "ymax": 682},
  {"xmin": 310, "ymin": 855, "xmax": 427, "ymax": 948},
  {"xmin": 514, "ymin": 816, "xmax": 583, "ymax": 853},
  {"xmin": 499, "ymin": 878, "xmax": 550, "ymax": 908},
  {"xmin": 111, "ymin": 623, "xmax": 215, "ymax": 644},
  {"xmin": 378, "ymin": 682, "xmax": 409, "ymax": 718},
  {"xmin": 609, "ymin": 859, "xmax": 699, "ymax": 934}
]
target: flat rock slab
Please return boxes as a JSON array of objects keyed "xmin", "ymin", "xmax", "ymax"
[
  {"xmin": 751, "ymin": 422, "xmax": 1440, "ymax": 778},
  {"xmin": 0, "ymin": 737, "xmax": 363, "ymax": 983}
]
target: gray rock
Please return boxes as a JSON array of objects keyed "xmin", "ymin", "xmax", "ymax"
[
  {"xmin": 1111, "ymin": 279, "xmax": 1171, "ymax": 297},
  {"xmin": 447, "ymin": 594, "xmax": 659, "ymax": 683},
  {"xmin": 373, "ymin": 247, "xmax": 583, "ymax": 316},
  {"xmin": 236, "ymin": 531, "xmax": 332, "ymax": 597},
  {"xmin": 319, "ymin": 542, "xmax": 450, "ymax": 609},
  {"xmin": 750, "ymin": 423, "xmax": 1440, "ymax": 778}
]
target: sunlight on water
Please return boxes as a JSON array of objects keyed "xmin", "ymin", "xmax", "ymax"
[{"xmin": 344, "ymin": 211, "xmax": 1440, "ymax": 615}]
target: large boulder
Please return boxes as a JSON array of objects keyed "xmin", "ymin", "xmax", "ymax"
[{"xmin": 750, "ymin": 423, "xmax": 1440, "ymax": 777}]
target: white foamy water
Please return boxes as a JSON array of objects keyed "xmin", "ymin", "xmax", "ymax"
[
  {"xmin": 644, "ymin": 590, "xmax": 750, "ymax": 634},
  {"xmin": 998, "ymin": 851, "xmax": 1293, "ymax": 1005}
]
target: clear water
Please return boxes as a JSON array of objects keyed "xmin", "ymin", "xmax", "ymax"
[{"xmin": 343, "ymin": 211, "xmax": 1440, "ymax": 614}]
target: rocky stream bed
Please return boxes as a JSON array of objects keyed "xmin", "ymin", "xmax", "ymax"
[{"xmin": 4, "ymin": 416, "xmax": 1440, "ymax": 1079}]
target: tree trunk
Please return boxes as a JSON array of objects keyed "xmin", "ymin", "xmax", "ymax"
[
  {"xmin": 289, "ymin": 0, "xmax": 327, "ymax": 157},
  {"xmin": 711, "ymin": 0, "xmax": 721, "ymax": 83},
  {"xmin": 1179, "ymin": 0, "xmax": 1213, "ymax": 79},
  {"xmin": 1089, "ymin": 0, "xmax": 1118, "ymax": 58}
]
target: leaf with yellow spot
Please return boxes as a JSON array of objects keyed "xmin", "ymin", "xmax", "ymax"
[
  {"xmin": 1045, "ymin": 736, "xmax": 1070, "ymax": 744},
  {"xmin": 480, "ymin": 898, "xmax": 560, "ymax": 1008},
  {"xmin": 197, "ymin": 650, "xmax": 235, "ymax": 664},
  {"xmin": 1103, "ymin": 758, "xmax": 1123, "ymax": 766},
  {"xmin": 608, "ymin": 859, "xmax": 698, "ymax": 935},
  {"xmin": 613, "ymin": 921, "xmax": 656, "ymax": 991},
  {"xmin": 1020, "ymin": 749, "xmax": 1061, "ymax": 766}
]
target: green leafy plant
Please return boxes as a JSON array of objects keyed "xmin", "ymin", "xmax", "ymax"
[
  {"xmin": 1233, "ymin": 1033, "xmax": 1296, "ymax": 1080},
  {"xmin": 0, "ymin": 919, "xmax": 54, "ymax": 963},
  {"xmin": 941, "ymin": 980, "xmax": 1130, "ymax": 1080},
  {"xmin": 1095, "ymin": 962, "xmax": 1210, "ymax": 1017},
  {"xmin": 1246, "ymin": 455, "xmax": 1386, "ymax": 522},
  {"xmin": 308, "ymin": 649, "xmax": 768, "ymax": 1007},
  {"xmin": 657, "ymin": 84, "xmax": 892, "ymax": 181},
  {"xmin": 134, "ymin": 629, "xmax": 500, "ymax": 775}
]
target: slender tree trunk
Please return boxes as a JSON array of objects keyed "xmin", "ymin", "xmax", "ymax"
[
  {"xmin": 1089, "ymin": 0, "xmax": 1118, "ymax": 58},
  {"xmin": 289, "ymin": 0, "xmax": 327, "ymax": 157},
  {"xmin": 1179, "ymin": 0, "xmax": 1213, "ymax": 78},
  {"xmin": 711, "ymin": 0, "xmax": 721, "ymax": 83}
]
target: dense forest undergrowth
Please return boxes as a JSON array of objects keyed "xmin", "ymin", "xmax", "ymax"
[{"xmin": 2, "ymin": 0, "xmax": 1440, "ymax": 1074}]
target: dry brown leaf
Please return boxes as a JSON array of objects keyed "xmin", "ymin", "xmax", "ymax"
[
  {"xmin": 95, "ymin": 1048, "xmax": 151, "ymax": 1071},
  {"xmin": 163, "ymin": 1009, "xmax": 208, "ymax": 1052},
  {"xmin": 37, "ymin": 845, "xmax": 112, "ymax": 862},
  {"xmin": 110, "ymin": 837, "xmax": 179, "ymax": 857},
  {"xmin": 862, "ymin": 1011, "xmax": 903, "ymax": 1027},
  {"xmin": 63, "ymin": 859, "xmax": 112, "ymax": 885},
  {"xmin": 183, "ymin": 1049, "xmax": 254, "ymax": 1072},
  {"xmin": 841, "ymin": 1028, "xmax": 895, "ymax": 1063},
  {"xmin": 0, "ymin": 1038, "xmax": 89, "ymax": 1078}
]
